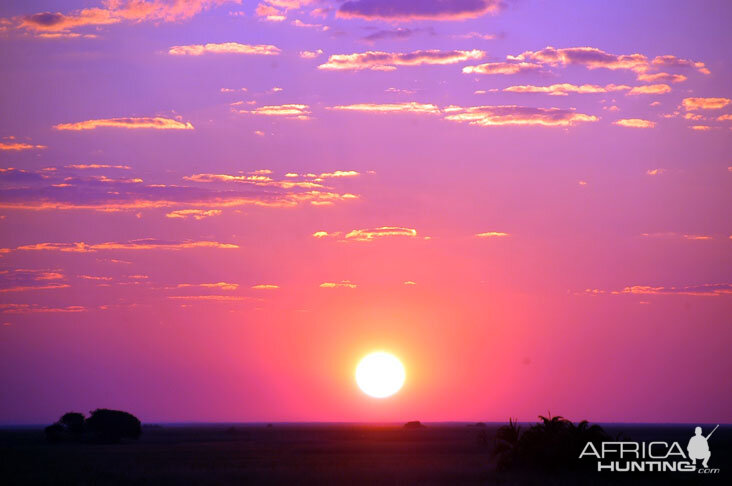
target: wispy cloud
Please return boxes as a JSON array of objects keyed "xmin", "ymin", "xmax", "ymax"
[
  {"xmin": 627, "ymin": 84, "xmax": 671, "ymax": 95},
  {"xmin": 236, "ymin": 104, "xmax": 311, "ymax": 120},
  {"xmin": 0, "ymin": 141, "xmax": 47, "ymax": 151},
  {"xmin": 345, "ymin": 226, "xmax": 418, "ymax": 241},
  {"xmin": 320, "ymin": 281, "xmax": 357, "ymax": 288},
  {"xmin": 444, "ymin": 105, "xmax": 598, "ymax": 127},
  {"xmin": 165, "ymin": 209, "xmax": 222, "ymax": 220},
  {"xmin": 336, "ymin": 0, "xmax": 502, "ymax": 21},
  {"xmin": 177, "ymin": 282, "xmax": 239, "ymax": 290},
  {"xmin": 14, "ymin": 0, "xmax": 237, "ymax": 35},
  {"xmin": 502, "ymin": 83, "xmax": 631, "ymax": 96},
  {"xmin": 613, "ymin": 118, "xmax": 655, "ymax": 128},
  {"xmin": 319, "ymin": 49, "xmax": 484, "ymax": 71},
  {"xmin": 682, "ymin": 97, "xmax": 731, "ymax": 111},
  {"xmin": 299, "ymin": 49, "xmax": 323, "ymax": 59},
  {"xmin": 11, "ymin": 239, "xmax": 238, "ymax": 253},
  {"xmin": 53, "ymin": 117, "xmax": 194, "ymax": 131},
  {"xmin": 252, "ymin": 284, "xmax": 279, "ymax": 289},
  {"xmin": 584, "ymin": 283, "xmax": 731, "ymax": 297},
  {"xmin": 328, "ymin": 102, "xmax": 440, "ymax": 114},
  {"xmin": 475, "ymin": 231, "xmax": 510, "ymax": 238},
  {"xmin": 168, "ymin": 42, "xmax": 281, "ymax": 56},
  {"xmin": 0, "ymin": 304, "xmax": 87, "ymax": 314},
  {"xmin": 462, "ymin": 61, "xmax": 542, "ymax": 75}
]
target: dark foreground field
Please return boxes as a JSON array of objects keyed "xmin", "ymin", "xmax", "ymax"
[{"xmin": 0, "ymin": 423, "xmax": 728, "ymax": 485}]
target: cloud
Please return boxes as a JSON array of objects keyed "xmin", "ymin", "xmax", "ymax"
[
  {"xmin": 444, "ymin": 105, "xmax": 598, "ymax": 127},
  {"xmin": 318, "ymin": 170, "xmax": 360, "ymax": 178},
  {"xmin": 462, "ymin": 61, "xmax": 542, "ymax": 75},
  {"xmin": 166, "ymin": 209, "xmax": 222, "ymax": 220},
  {"xmin": 584, "ymin": 283, "xmax": 731, "ymax": 297},
  {"xmin": 0, "ymin": 304, "xmax": 87, "ymax": 314},
  {"xmin": 508, "ymin": 47, "xmax": 709, "ymax": 77},
  {"xmin": 613, "ymin": 118, "xmax": 655, "ymax": 128},
  {"xmin": 65, "ymin": 164, "xmax": 131, "ymax": 170},
  {"xmin": 13, "ymin": 239, "xmax": 238, "ymax": 253},
  {"xmin": 0, "ymin": 141, "xmax": 47, "ymax": 151},
  {"xmin": 15, "ymin": 0, "xmax": 237, "ymax": 35},
  {"xmin": 502, "ymin": 83, "xmax": 631, "ymax": 96},
  {"xmin": 344, "ymin": 226, "xmax": 418, "ymax": 241},
  {"xmin": 236, "ymin": 104, "xmax": 311, "ymax": 120},
  {"xmin": 362, "ymin": 27, "xmax": 434, "ymax": 43},
  {"xmin": 252, "ymin": 284, "xmax": 279, "ymax": 289},
  {"xmin": 0, "ymin": 167, "xmax": 359, "ymax": 211},
  {"xmin": 637, "ymin": 72, "xmax": 687, "ymax": 83},
  {"xmin": 299, "ymin": 49, "xmax": 323, "ymax": 59},
  {"xmin": 646, "ymin": 168, "xmax": 665, "ymax": 176},
  {"xmin": 0, "ymin": 269, "xmax": 68, "ymax": 293},
  {"xmin": 177, "ymin": 282, "xmax": 239, "ymax": 290},
  {"xmin": 168, "ymin": 295, "xmax": 255, "ymax": 302},
  {"xmin": 168, "ymin": 42, "xmax": 281, "ymax": 56},
  {"xmin": 318, "ymin": 49, "xmax": 484, "ymax": 71},
  {"xmin": 319, "ymin": 281, "xmax": 357, "ymax": 288},
  {"xmin": 312, "ymin": 231, "xmax": 330, "ymax": 238},
  {"xmin": 627, "ymin": 84, "xmax": 671, "ymax": 96},
  {"xmin": 689, "ymin": 125, "xmax": 712, "ymax": 131},
  {"xmin": 53, "ymin": 117, "xmax": 194, "ymax": 131},
  {"xmin": 682, "ymin": 97, "xmax": 732, "ymax": 111},
  {"xmin": 717, "ymin": 114, "xmax": 732, "ymax": 122},
  {"xmin": 475, "ymin": 231, "xmax": 510, "ymax": 237},
  {"xmin": 327, "ymin": 102, "xmax": 440, "ymax": 114},
  {"xmin": 337, "ymin": 0, "xmax": 503, "ymax": 21}
]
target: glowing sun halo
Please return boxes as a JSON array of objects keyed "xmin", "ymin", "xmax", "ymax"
[{"xmin": 355, "ymin": 352, "xmax": 406, "ymax": 398}]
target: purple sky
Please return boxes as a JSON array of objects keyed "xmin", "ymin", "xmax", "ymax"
[{"xmin": 0, "ymin": 0, "xmax": 731, "ymax": 424}]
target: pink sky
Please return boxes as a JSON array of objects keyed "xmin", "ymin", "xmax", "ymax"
[{"xmin": 0, "ymin": 0, "xmax": 730, "ymax": 424}]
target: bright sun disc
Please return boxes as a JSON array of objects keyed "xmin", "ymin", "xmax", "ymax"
[{"xmin": 355, "ymin": 352, "xmax": 405, "ymax": 398}]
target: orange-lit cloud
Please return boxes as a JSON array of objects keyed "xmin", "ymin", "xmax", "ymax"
[
  {"xmin": 15, "ymin": 0, "xmax": 237, "ymax": 35},
  {"xmin": 319, "ymin": 50, "xmax": 485, "ymax": 71},
  {"xmin": 637, "ymin": 72, "xmax": 687, "ymax": 83},
  {"xmin": 682, "ymin": 97, "xmax": 731, "ymax": 111},
  {"xmin": 336, "ymin": 0, "xmax": 502, "ymax": 21},
  {"xmin": 237, "ymin": 104, "xmax": 311, "ymax": 120},
  {"xmin": 53, "ymin": 117, "xmax": 194, "ymax": 131},
  {"xmin": 0, "ymin": 283, "xmax": 70, "ymax": 293},
  {"xmin": 166, "ymin": 209, "xmax": 222, "ymax": 220},
  {"xmin": 613, "ymin": 118, "xmax": 655, "ymax": 128},
  {"xmin": 168, "ymin": 42, "xmax": 281, "ymax": 56},
  {"xmin": 462, "ymin": 62, "xmax": 542, "ymax": 75},
  {"xmin": 177, "ymin": 282, "xmax": 239, "ymax": 290},
  {"xmin": 627, "ymin": 84, "xmax": 671, "ymax": 95},
  {"xmin": 585, "ymin": 283, "xmax": 731, "ymax": 297},
  {"xmin": 0, "ymin": 304, "xmax": 88, "ymax": 314},
  {"xmin": 689, "ymin": 125, "xmax": 713, "ymax": 131},
  {"xmin": 252, "ymin": 284, "xmax": 279, "ymax": 289},
  {"xmin": 167, "ymin": 295, "xmax": 255, "ymax": 302},
  {"xmin": 319, "ymin": 281, "xmax": 357, "ymax": 289},
  {"xmin": 299, "ymin": 49, "xmax": 323, "ymax": 59},
  {"xmin": 14, "ymin": 239, "xmax": 238, "ymax": 253},
  {"xmin": 444, "ymin": 105, "xmax": 598, "ymax": 127},
  {"xmin": 508, "ymin": 46, "xmax": 709, "ymax": 77},
  {"xmin": 502, "ymin": 83, "xmax": 631, "ymax": 96},
  {"xmin": 0, "ymin": 141, "xmax": 47, "ymax": 151},
  {"xmin": 475, "ymin": 231, "xmax": 510, "ymax": 238},
  {"xmin": 65, "ymin": 164, "xmax": 131, "ymax": 170},
  {"xmin": 646, "ymin": 168, "xmax": 665, "ymax": 176},
  {"xmin": 328, "ymin": 102, "xmax": 440, "ymax": 115},
  {"xmin": 344, "ymin": 226, "xmax": 418, "ymax": 242}
]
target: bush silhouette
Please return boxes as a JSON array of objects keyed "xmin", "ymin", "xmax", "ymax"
[
  {"xmin": 494, "ymin": 414, "xmax": 610, "ymax": 472},
  {"xmin": 44, "ymin": 409, "xmax": 141, "ymax": 443},
  {"xmin": 60, "ymin": 412, "xmax": 85, "ymax": 434},
  {"xmin": 86, "ymin": 409, "xmax": 142, "ymax": 442}
]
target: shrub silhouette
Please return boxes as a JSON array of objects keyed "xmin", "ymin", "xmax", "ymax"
[
  {"xmin": 44, "ymin": 409, "xmax": 141, "ymax": 443},
  {"xmin": 494, "ymin": 414, "xmax": 610, "ymax": 472},
  {"xmin": 86, "ymin": 409, "xmax": 142, "ymax": 442}
]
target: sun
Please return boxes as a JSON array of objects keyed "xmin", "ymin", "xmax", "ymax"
[{"xmin": 355, "ymin": 351, "xmax": 406, "ymax": 398}]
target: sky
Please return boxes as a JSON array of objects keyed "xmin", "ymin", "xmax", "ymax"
[{"xmin": 0, "ymin": 0, "xmax": 731, "ymax": 425}]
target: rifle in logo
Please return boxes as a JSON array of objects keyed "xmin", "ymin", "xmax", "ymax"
[{"xmin": 687, "ymin": 424, "xmax": 718, "ymax": 468}]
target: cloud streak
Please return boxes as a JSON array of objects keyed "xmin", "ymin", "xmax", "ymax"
[
  {"xmin": 168, "ymin": 42, "xmax": 281, "ymax": 56},
  {"xmin": 319, "ymin": 49, "xmax": 484, "ymax": 71},
  {"xmin": 337, "ymin": 0, "xmax": 502, "ymax": 21},
  {"xmin": 54, "ymin": 117, "xmax": 194, "ymax": 131}
]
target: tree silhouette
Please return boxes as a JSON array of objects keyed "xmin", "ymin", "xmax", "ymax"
[
  {"xmin": 86, "ymin": 409, "xmax": 142, "ymax": 442},
  {"xmin": 494, "ymin": 413, "xmax": 611, "ymax": 472},
  {"xmin": 60, "ymin": 412, "xmax": 85, "ymax": 434}
]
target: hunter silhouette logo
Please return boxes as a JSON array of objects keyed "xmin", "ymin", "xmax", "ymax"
[
  {"xmin": 688, "ymin": 425, "xmax": 717, "ymax": 468},
  {"xmin": 579, "ymin": 425, "xmax": 721, "ymax": 474}
]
